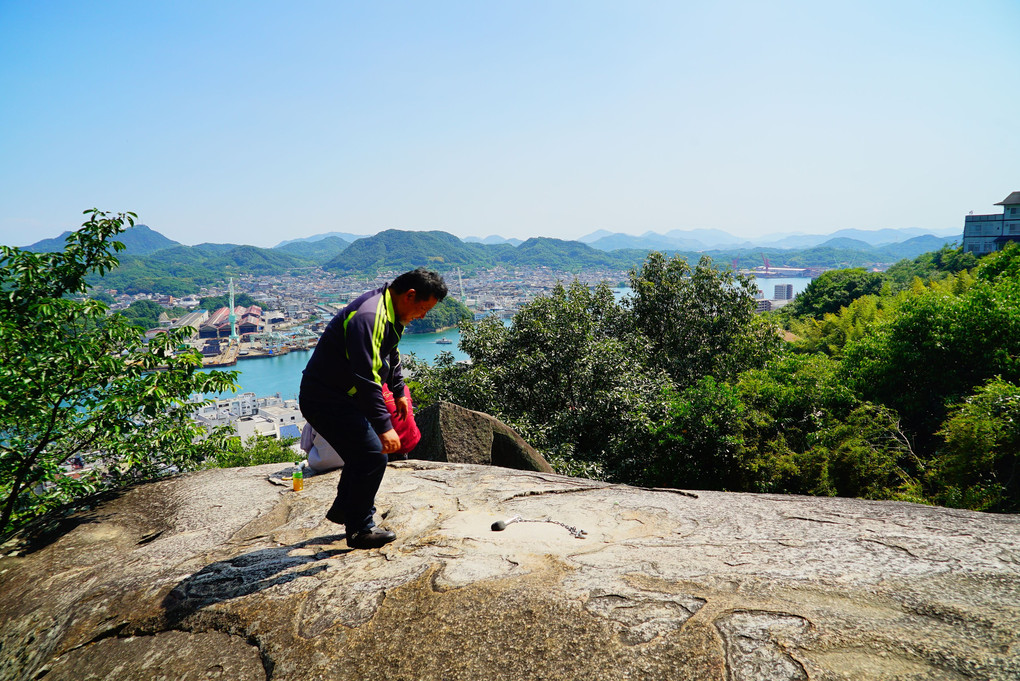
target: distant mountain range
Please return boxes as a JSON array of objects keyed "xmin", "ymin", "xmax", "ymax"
[
  {"xmin": 274, "ymin": 232, "xmax": 369, "ymax": 248},
  {"xmin": 20, "ymin": 223, "xmax": 961, "ymax": 256},
  {"xmin": 578, "ymin": 226, "xmax": 961, "ymax": 252},
  {"xmin": 463, "ymin": 235, "xmax": 524, "ymax": 246},
  {"xmin": 17, "ymin": 223, "xmax": 961, "ymax": 296}
]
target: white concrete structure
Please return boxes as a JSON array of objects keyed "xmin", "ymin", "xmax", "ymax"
[
  {"xmin": 234, "ymin": 415, "xmax": 279, "ymax": 439},
  {"xmin": 259, "ymin": 405, "xmax": 303, "ymax": 429}
]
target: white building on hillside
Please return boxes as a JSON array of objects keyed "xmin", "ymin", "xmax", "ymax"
[{"xmin": 961, "ymin": 191, "xmax": 1020, "ymax": 255}]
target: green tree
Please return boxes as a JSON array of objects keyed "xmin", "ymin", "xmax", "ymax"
[
  {"xmin": 0, "ymin": 210, "xmax": 237, "ymax": 535},
  {"xmin": 932, "ymin": 378, "xmax": 1020, "ymax": 512},
  {"xmin": 730, "ymin": 355, "xmax": 921, "ymax": 501},
  {"xmin": 786, "ymin": 267, "xmax": 884, "ymax": 319},
  {"xmin": 840, "ymin": 276, "xmax": 1020, "ymax": 452},
  {"xmin": 405, "ymin": 296, "xmax": 472, "ymax": 333},
  {"xmin": 788, "ymin": 267, "xmax": 978, "ymax": 357},
  {"xmin": 735, "ymin": 353, "xmax": 857, "ymax": 492},
  {"xmin": 627, "ymin": 252, "xmax": 781, "ymax": 387},
  {"xmin": 737, "ymin": 354, "xmax": 858, "ymax": 457},
  {"xmin": 799, "ymin": 403, "xmax": 920, "ymax": 501},
  {"xmin": 645, "ymin": 376, "xmax": 747, "ymax": 490},
  {"xmin": 882, "ymin": 245, "xmax": 977, "ymax": 292},
  {"xmin": 973, "ymin": 242, "xmax": 1020, "ymax": 284},
  {"xmin": 410, "ymin": 280, "xmax": 663, "ymax": 478},
  {"xmin": 116, "ymin": 299, "xmax": 180, "ymax": 330},
  {"xmin": 88, "ymin": 291, "xmax": 116, "ymax": 305},
  {"xmin": 788, "ymin": 293, "xmax": 890, "ymax": 356}
]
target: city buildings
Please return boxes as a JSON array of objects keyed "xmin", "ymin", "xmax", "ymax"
[
  {"xmin": 199, "ymin": 305, "xmax": 264, "ymax": 338},
  {"xmin": 191, "ymin": 392, "xmax": 304, "ymax": 440},
  {"xmin": 774, "ymin": 284, "xmax": 794, "ymax": 300}
]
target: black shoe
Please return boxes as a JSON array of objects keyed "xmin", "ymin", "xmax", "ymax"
[
  {"xmin": 347, "ymin": 528, "xmax": 396, "ymax": 549},
  {"xmin": 325, "ymin": 504, "xmax": 345, "ymax": 525}
]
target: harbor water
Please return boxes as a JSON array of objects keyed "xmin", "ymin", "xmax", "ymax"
[
  {"xmin": 205, "ymin": 277, "xmax": 812, "ymax": 399},
  {"xmin": 200, "ymin": 328, "xmax": 468, "ymax": 400}
]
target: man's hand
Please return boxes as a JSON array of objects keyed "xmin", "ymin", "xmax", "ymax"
[
  {"xmin": 380, "ymin": 428, "xmax": 401, "ymax": 454},
  {"xmin": 394, "ymin": 395, "xmax": 410, "ymax": 420}
]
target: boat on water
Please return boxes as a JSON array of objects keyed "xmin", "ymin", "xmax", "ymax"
[{"xmin": 436, "ymin": 337, "xmax": 453, "ymax": 344}]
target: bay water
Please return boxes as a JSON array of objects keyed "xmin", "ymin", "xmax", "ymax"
[
  {"xmin": 199, "ymin": 328, "xmax": 469, "ymax": 400},
  {"xmin": 206, "ymin": 277, "xmax": 813, "ymax": 399}
]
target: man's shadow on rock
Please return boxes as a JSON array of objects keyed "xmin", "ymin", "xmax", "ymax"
[{"xmin": 162, "ymin": 534, "xmax": 350, "ymax": 621}]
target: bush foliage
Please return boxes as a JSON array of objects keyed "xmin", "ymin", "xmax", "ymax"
[
  {"xmin": 411, "ymin": 245, "xmax": 1020, "ymax": 512},
  {"xmin": 209, "ymin": 435, "xmax": 302, "ymax": 469}
]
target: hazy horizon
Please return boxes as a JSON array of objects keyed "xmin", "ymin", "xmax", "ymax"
[
  {"xmin": 2, "ymin": 2, "xmax": 1016, "ymax": 249},
  {"xmin": 12, "ymin": 221, "xmax": 964, "ymax": 251}
]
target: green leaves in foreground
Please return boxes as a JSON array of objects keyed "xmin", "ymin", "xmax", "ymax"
[{"xmin": 1, "ymin": 210, "xmax": 238, "ymax": 535}]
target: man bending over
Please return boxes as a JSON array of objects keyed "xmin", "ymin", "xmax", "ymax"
[{"xmin": 299, "ymin": 268, "xmax": 447, "ymax": 549}]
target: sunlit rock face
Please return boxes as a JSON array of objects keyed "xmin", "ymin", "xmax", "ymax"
[{"xmin": 2, "ymin": 460, "xmax": 1018, "ymax": 681}]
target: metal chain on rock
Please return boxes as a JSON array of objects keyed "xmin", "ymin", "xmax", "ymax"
[{"xmin": 493, "ymin": 514, "xmax": 587, "ymax": 538}]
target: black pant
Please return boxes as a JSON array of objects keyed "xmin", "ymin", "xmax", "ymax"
[{"xmin": 300, "ymin": 378, "xmax": 387, "ymax": 535}]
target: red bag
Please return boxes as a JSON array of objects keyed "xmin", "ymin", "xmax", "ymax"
[{"xmin": 382, "ymin": 385, "xmax": 421, "ymax": 454}]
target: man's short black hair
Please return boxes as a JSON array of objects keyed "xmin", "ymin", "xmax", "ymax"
[{"xmin": 390, "ymin": 268, "xmax": 448, "ymax": 301}]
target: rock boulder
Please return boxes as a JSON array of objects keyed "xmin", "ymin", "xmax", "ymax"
[
  {"xmin": 1, "ymin": 461, "xmax": 1018, "ymax": 680},
  {"xmin": 408, "ymin": 401, "xmax": 553, "ymax": 473}
]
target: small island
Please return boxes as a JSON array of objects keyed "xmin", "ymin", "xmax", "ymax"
[{"xmin": 404, "ymin": 296, "xmax": 472, "ymax": 334}]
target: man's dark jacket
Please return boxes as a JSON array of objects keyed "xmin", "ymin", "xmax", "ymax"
[{"xmin": 302, "ymin": 285, "xmax": 405, "ymax": 434}]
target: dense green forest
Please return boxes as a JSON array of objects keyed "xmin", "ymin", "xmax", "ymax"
[
  {"xmin": 409, "ymin": 244, "xmax": 1020, "ymax": 513},
  {"xmin": 89, "ymin": 244, "xmax": 320, "ymax": 295},
  {"xmin": 274, "ymin": 236, "xmax": 349, "ymax": 261}
]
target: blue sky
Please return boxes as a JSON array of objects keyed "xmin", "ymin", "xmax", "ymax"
[{"xmin": 1, "ymin": 1, "xmax": 1017, "ymax": 248}]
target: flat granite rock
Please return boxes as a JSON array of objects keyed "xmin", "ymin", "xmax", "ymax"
[{"xmin": 1, "ymin": 461, "xmax": 1017, "ymax": 680}]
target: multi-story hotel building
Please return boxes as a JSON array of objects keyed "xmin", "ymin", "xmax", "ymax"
[{"xmin": 961, "ymin": 191, "xmax": 1020, "ymax": 255}]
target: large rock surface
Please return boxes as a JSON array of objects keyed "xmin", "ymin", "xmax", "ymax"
[{"xmin": 1, "ymin": 461, "xmax": 1018, "ymax": 680}]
